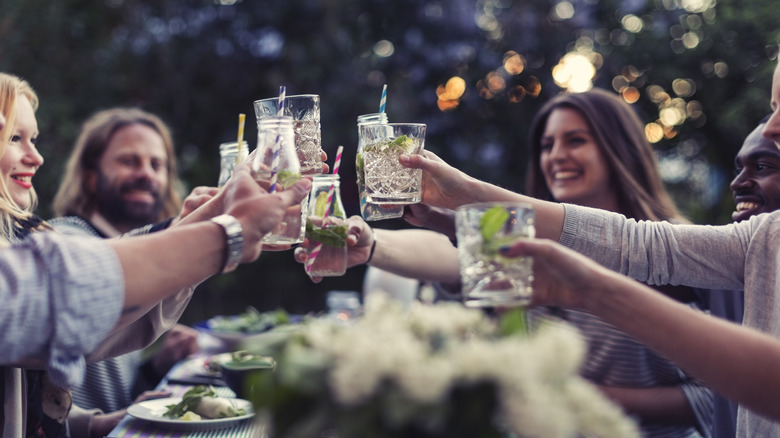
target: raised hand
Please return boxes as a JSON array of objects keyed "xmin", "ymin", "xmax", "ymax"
[
  {"xmin": 398, "ymin": 150, "xmax": 478, "ymax": 210},
  {"xmin": 222, "ymin": 165, "xmax": 311, "ymax": 263},
  {"xmin": 294, "ymin": 215, "xmax": 373, "ymax": 283}
]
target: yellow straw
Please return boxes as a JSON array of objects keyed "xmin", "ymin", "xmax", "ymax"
[{"xmin": 236, "ymin": 113, "xmax": 246, "ymax": 164}]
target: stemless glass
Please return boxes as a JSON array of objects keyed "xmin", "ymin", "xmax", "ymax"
[
  {"xmin": 252, "ymin": 116, "xmax": 307, "ymax": 244},
  {"xmin": 304, "ymin": 174, "xmax": 348, "ymax": 277},
  {"xmin": 455, "ymin": 202, "xmax": 535, "ymax": 308},
  {"xmin": 356, "ymin": 113, "xmax": 404, "ymax": 221},
  {"xmin": 254, "ymin": 94, "xmax": 322, "ymax": 176},
  {"xmin": 218, "ymin": 140, "xmax": 249, "ymax": 188},
  {"xmin": 358, "ymin": 123, "xmax": 426, "ymax": 205}
]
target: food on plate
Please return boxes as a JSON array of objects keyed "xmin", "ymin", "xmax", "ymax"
[
  {"xmin": 206, "ymin": 350, "xmax": 276, "ymax": 373},
  {"xmin": 164, "ymin": 386, "xmax": 246, "ymax": 420},
  {"xmin": 179, "ymin": 411, "xmax": 202, "ymax": 421},
  {"xmin": 207, "ymin": 306, "xmax": 290, "ymax": 334}
]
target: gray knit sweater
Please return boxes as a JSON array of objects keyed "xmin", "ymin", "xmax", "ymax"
[{"xmin": 560, "ymin": 203, "xmax": 780, "ymax": 437}]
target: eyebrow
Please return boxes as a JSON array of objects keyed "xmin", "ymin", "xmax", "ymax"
[
  {"xmin": 736, "ymin": 149, "xmax": 780, "ymax": 165},
  {"xmin": 541, "ymin": 128, "xmax": 591, "ymax": 140}
]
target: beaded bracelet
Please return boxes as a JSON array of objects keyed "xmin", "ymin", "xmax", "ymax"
[{"xmin": 366, "ymin": 230, "xmax": 378, "ymax": 265}]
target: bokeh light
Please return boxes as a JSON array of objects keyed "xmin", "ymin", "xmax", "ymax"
[
  {"xmin": 645, "ymin": 122, "xmax": 665, "ymax": 143},
  {"xmin": 621, "ymin": 14, "xmax": 643, "ymax": 33},
  {"xmin": 373, "ymin": 40, "xmax": 394, "ymax": 57},
  {"xmin": 552, "ymin": 1, "xmax": 575, "ymax": 20},
  {"xmin": 503, "ymin": 51, "xmax": 525, "ymax": 75},
  {"xmin": 552, "ymin": 52, "xmax": 596, "ymax": 92},
  {"xmin": 437, "ymin": 76, "xmax": 467, "ymax": 111}
]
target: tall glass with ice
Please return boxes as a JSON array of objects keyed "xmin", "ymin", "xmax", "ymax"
[
  {"xmin": 358, "ymin": 123, "xmax": 426, "ymax": 205},
  {"xmin": 455, "ymin": 202, "xmax": 535, "ymax": 308},
  {"xmin": 254, "ymin": 94, "xmax": 322, "ymax": 176},
  {"xmin": 252, "ymin": 116, "xmax": 307, "ymax": 244},
  {"xmin": 356, "ymin": 113, "xmax": 404, "ymax": 220}
]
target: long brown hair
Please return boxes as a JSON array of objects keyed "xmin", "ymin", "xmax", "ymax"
[
  {"xmin": 526, "ymin": 88, "xmax": 686, "ymax": 223},
  {"xmin": 53, "ymin": 107, "xmax": 183, "ymax": 220}
]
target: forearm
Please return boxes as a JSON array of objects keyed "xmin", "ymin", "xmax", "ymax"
[
  {"xmin": 598, "ymin": 385, "xmax": 697, "ymax": 426},
  {"xmin": 588, "ymin": 269, "xmax": 780, "ymax": 419},
  {"xmin": 371, "ymin": 229, "xmax": 460, "ymax": 282},
  {"xmin": 109, "ymin": 221, "xmax": 223, "ymax": 318},
  {"xmin": 461, "ymin": 177, "xmax": 565, "ymax": 241}
]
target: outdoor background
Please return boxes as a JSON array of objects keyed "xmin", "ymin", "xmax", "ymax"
[{"xmin": 2, "ymin": 0, "xmax": 779, "ymax": 323}]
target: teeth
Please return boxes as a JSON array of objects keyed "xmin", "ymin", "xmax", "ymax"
[
  {"xmin": 554, "ymin": 170, "xmax": 579, "ymax": 180},
  {"xmin": 736, "ymin": 201, "xmax": 760, "ymax": 212},
  {"xmin": 12, "ymin": 176, "xmax": 31, "ymax": 182}
]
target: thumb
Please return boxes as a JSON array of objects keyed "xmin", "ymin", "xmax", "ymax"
[{"xmin": 277, "ymin": 178, "xmax": 312, "ymax": 206}]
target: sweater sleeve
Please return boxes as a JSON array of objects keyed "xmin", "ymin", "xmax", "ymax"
[
  {"xmin": 0, "ymin": 232, "xmax": 124, "ymax": 388},
  {"xmin": 558, "ymin": 203, "xmax": 754, "ymax": 291}
]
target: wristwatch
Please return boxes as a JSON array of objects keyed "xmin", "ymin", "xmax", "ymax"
[{"xmin": 210, "ymin": 214, "xmax": 244, "ymax": 273}]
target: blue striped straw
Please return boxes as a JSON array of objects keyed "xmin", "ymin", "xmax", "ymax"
[
  {"xmin": 379, "ymin": 84, "xmax": 387, "ymax": 113},
  {"xmin": 277, "ymin": 85, "xmax": 286, "ymax": 115},
  {"xmin": 269, "ymin": 85, "xmax": 286, "ymax": 192}
]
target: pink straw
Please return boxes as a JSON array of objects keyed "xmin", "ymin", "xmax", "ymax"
[{"xmin": 306, "ymin": 145, "xmax": 344, "ymax": 274}]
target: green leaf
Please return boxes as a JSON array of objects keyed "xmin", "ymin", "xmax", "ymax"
[
  {"xmin": 306, "ymin": 220, "xmax": 348, "ymax": 247},
  {"xmin": 278, "ymin": 170, "xmax": 302, "ymax": 189},
  {"xmin": 479, "ymin": 206, "xmax": 510, "ymax": 242},
  {"xmin": 498, "ymin": 308, "xmax": 528, "ymax": 336}
]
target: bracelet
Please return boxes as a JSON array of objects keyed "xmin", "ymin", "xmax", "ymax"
[
  {"xmin": 210, "ymin": 214, "xmax": 244, "ymax": 273},
  {"xmin": 366, "ymin": 230, "xmax": 378, "ymax": 265}
]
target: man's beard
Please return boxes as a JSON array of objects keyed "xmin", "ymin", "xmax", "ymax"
[{"xmin": 93, "ymin": 171, "xmax": 164, "ymax": 229}]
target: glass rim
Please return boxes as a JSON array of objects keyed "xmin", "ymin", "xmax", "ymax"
[
  {"xmin": 253, "ymin": 94, "xmax": 320, "ymax": 105},
  {"xmin": 384, "ymin": 122, "xmax": 426, "ymax": 127},
  {"xmin": 455, "ymin": 201, "xmax": 535, "ymax": 213}
]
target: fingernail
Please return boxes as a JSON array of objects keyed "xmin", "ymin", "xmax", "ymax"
[
  {"xmin": 499, "ymin": 245, "xmax": 511, "ymax": 253},
  {"xmin": 399, "ymin": 154, "xmax": 410, "ymax": 164}
]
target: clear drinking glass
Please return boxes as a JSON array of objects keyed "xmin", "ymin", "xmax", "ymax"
[
  {"xmin": 304, "ymin": 174, "xmax": 348, "ymax": 277},
  {"xmin": 218, "ymin": 140, "xmax": 249, "ymax": 188},
  {"xmin": 358, "ymin": 123, "xmax": 426, "ymax": 205},
  {"xmin": 252, "ymin": 116, "xmax": 307, "ymax": 244},
  {"xmin": 356, "ymin": 113, "xmax": 404, "ymax": 221},
  {"xmin": 455, "ymin": 202, "xmax": 535, "ymax": 308},
  {"xmin": 253, "ymin": 94, "xmax": 322, "ymax": 176}
]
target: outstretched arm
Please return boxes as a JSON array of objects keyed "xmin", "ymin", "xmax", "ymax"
[
  {"xmin": 399, "ymin": 151, "xmax": 566, "ymax": 240},
  {"xmin": 503, "ymin": 237, "xmax": 780, "ymax": 420}
]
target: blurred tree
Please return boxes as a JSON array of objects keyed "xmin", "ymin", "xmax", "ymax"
[{"xmin": 0, "ymin": 0, "xmax": 778, "ymax": 319}]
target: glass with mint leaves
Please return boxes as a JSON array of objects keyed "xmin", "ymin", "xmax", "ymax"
[
  {"xmin": 359, "ymin": 123, "xmax": 426, "ymax": 205},
  {"xmin": 356, "ymin": 113, "xmax": 404, "ymax": 221},
  {"xmin": 252, "ymin": 116, "xmax": 307, "ymax": 244},
  {"xmin": 304, "ymin": 174, "xmax": 348, "ymax": 277},
  {"xmin": 455, "ymin": 202, "xmax": 535, "ymax": 308}
]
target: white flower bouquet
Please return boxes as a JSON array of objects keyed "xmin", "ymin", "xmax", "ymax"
[{"xmin": 243, "ymin": 294, "xmax": 639, "ymax": 438}]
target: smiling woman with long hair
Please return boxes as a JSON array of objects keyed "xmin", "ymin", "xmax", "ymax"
[{"xmin": 524, "ymin": 89, "xmax": 710, "ymax": 438}]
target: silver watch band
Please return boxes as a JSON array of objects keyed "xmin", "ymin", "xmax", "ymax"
[{"xmin": 210, "ymin": 214, "xmax": 244, "ymax": 273}]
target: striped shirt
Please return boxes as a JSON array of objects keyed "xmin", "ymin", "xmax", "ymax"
[{"xmin": 529, "ymin": 306, "xmax": 713, "ymax": 438}]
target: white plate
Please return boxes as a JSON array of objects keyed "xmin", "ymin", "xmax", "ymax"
[{"xmin": 127, "ymin": 397, "xmax": 255, "ymax": 431}]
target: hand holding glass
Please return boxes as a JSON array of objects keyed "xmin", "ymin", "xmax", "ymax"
[
  {"xmin": 455, "ymin": 202, "xmax": 535, "ymax": 308},
  {"xmin": 358, "ymin": 123, "xmax": 426, "ymax": 205}
]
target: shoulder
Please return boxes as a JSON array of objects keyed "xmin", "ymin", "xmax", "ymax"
[{"xmin": 48, "ymin": 216, "xmax": 103, "ymax": 238}]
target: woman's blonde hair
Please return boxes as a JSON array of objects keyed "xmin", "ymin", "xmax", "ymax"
[{"xmin": 0, "ymin": 73, "xmax": 49, "ymax": 244}]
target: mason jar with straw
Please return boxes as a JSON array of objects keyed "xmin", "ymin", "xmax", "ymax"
[{"xmin": 251, "ymin": 87, "xmax": 308, "ymax": 244}]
